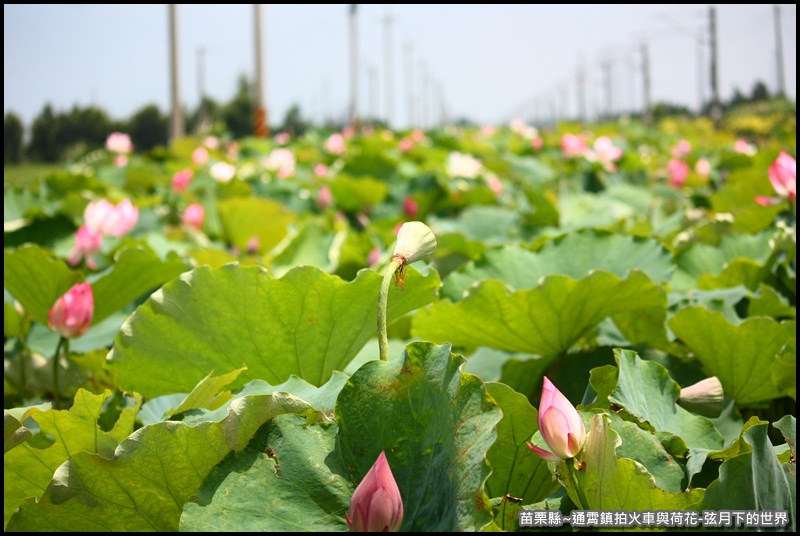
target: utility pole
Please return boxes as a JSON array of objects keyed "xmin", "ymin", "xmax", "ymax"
[
  {"xmin": 349, "ymin": 4, "xmax": 359, "ymax": 126},
  {"xmin": 197, "ymin": 47, "xmax": 207, "ymax": 131},
  {"xmin": 382, "ymin": 14, "xmax": 395, "ymax": 127},
  {"xmin": 254, "ymin": 4, "xmax": 268, "ymax": 137},
  {"xmin": 168, "ymin": 4, "xmax": 184, "ymax": 141},
  {"xmin": 641, "ymin": 41, "xmax": 652, "ymax": 125},
  {"xmin": 773, "ymin": 4, "xmax": 786, "ymax": 97},
  {"xmin": 405, "ymin": 43, "xmax": 415, "ymax": 129},
  {"xmin": 709, "ymin": 5, "xmax": 722, "ymax": 128}
]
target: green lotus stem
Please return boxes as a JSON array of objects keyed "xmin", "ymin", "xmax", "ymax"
[
  {"xmin": 378, "ymin": 257, "xmax": 403, "ymax": 362},
  {"xmin": 52, "ymin": 336, "xmax": 68, "ymax": 410},
  {"xmin": 565, "ymin": 458, "xmax": 589, "ymax": 511}
]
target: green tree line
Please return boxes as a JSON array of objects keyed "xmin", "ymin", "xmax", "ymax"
[{"xmin": 4, "ymin": 75, "xmax": 316, "ymax": 165}]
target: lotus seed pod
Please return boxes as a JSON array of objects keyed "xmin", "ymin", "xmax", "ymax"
[{"xmin": 393, "ymin": 221, "xmax": 437, "ymax": 265}]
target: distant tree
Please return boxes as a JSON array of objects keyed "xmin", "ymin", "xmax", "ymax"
[
  {"xmin": 4, "ymin": 112, "xmax": 24, "ymax": 164},
  {"xmin": 222, "ymin": 75, "xmax": 255, "ymax": 138},
  {"xmin": 729, "ymin": 88, "xmax": 748, "ymax": 108},
  {"xmin": 57, "ymin": 106, "xmax": 114, "ymax": 154},
  {"xmin": 280, "ymin": 104, "xmax": 309, "ymax": 136},
  {"xmin": 652, "ymin": 102, "xmax": 693, "ymax": 121},
  {"xmin": 27, "ymin": 104, "xmax": 64, "ymax": 162},
  {"xmin": 750, "ymin": 81, "xmax": 770, "ymax": 102},
  {"xmin": 126, "ymin": 104, "xmax": 168, "ymax": 151}
]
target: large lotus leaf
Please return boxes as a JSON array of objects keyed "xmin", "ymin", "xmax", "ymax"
[
  {"xmin": 430, "ymin": 206, "xmax": 521, "ymax": 245},
  {"xmin": 167, "ymin": 367, "xmax": 248, "ymax": 417},
  {"xmin": 669, "ymin": 307, "xmax": 795, "ymax": 406},
  {"xmin": 3, "ymin": 390, "xmax": 140, "ymax": 529},
  {"xmin": 217, "ymin": 197, "xmax": 295, "ymax": 252},
  {"xmin": 443, "ymin": 231, "xmax": 673, "ymax": 300},
  {"xmin": 108, "ymin": 264, "xmax": 439, "ymax": 397},
  {"xmin": 609, "ymin": 349, "xmax": 723, "ymax": 451},
  {"xmin": 91, "ymin": 246, "xmax": 188, "ymax": 324},
  {"xmin": 670, "ymin": 232, "xmax": 772, "ymax": 293},
  {"xmin": 710, "ymin": 168, "xmax": 785, "ymax": 233},
  {"xmin": 336, "ymin": 342, "xmax": 502, "ymax": 531},
  {"xmin": 413, "ymin": 270, "xmax": 665, "ymax": 356},
  {"xmin": 773, "ymin": 338, "xmax": 796, "ymax": 400},
  {"xmin": 330, "ymin": 174, "xmax": 389, "ymax": 211},
  {"xmin": 559, "ymin": 413, "xmax": 704, "ymax": 512},
  {"xmin": 6, "ymin": 392, "xmax": 317, "ymax": 532},
  {"xmin": 702, "ymin": 418, "xmax": 795, "ymax": 531},
  {"xmin": 268, "ymin": 220, "xmax": 336, "ymax": 277},
  {"xmin": 181, "ymin": 414, "xmax": 351, "ymax": 532},
  {"xmin": 3, "ymin": 246, "xmax": 80, "ymax": 326},
  {"xmin": 484, "ymin": 383, "xmax": 557, "ymax": 531},
  {"xmin": 4, "ymin": 404, "xmax": 49, "ymax": 454}
]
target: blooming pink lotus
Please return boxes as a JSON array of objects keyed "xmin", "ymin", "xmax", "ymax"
[
  {"xmin": 346, "ymin": 451, "xmax": 404, "ymax": 532},
  {"xmin": 733, "ymin": 139, "xmax": 756, "ymax": 156},
  {"xmin": 68, "ymin": 225, "xmax": 103, "ymax": 269},
  {"xmin": 670, "ymin": 139, "xmax": 691, "ymax": 159},
  {"xmin": 587, "ymin": 136, "xmax": 623, "ymax": 171},
  {"xmin": 105, "ymin": 132, "xmax": 133, "ymax": 154},
  {"xmin": 192, "ymin": 146, "xmax": 209, "ymax": 166},
  {"xmin": 324, "ymin": 133, "xmax": 347, "ymax": 155},
  {"xmin": 667, "ymin": 159, "xmax": 689, "ymax": 188},
  {"xmin": 182, "ymin": 203, "xmax": 205, "ymax": 230},
  {"xmin": 561, "ymin": 133, "xmax": 587, "ymax": 158},
  {"xmin": 48, "ymin": 283, "xmax": 94, "ymax": 339},
  {"xmin": 527, "ymin": 377, "xmax": 586, "ymax": 461},
  {"xmin": 314, "ymin": 163, "xmax": 330, "ymax": 178},
  {"xmin": 264, "ymin": 148, "xmax": 296, "ymax": 179},
  {"xmin": 171, "ymin": 169, "xmax": 193, "ymax": 193},
  {"xmin": 84, "ymin": 199, "xmax": 139, "ymax": 237},
  {"xmin": 398, "ymin": 137, "xmax": 414, "ymax": 153},
  {"xmin": 695, "ymin": 158, "xmax": 711, "ymax": 178},
  {"xmin": 768, "ymin": 152, "xmax": 796, "ymax": 202}
]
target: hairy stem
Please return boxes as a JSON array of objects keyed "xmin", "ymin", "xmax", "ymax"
[{"xmin": 52, "ymin": 336, "xmax": 68, "ymax": 410}]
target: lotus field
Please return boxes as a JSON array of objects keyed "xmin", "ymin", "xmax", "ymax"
[{"xmin": 3, "ymin": 117, "xmax": 796, "ymax": 532}]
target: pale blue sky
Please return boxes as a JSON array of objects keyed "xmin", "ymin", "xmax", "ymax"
[{"xmin": 4, "ymin": 4, "xmax": 796, "ymax": 130}]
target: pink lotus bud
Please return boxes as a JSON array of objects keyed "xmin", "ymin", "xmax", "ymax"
[
  {"xmin": 561, "ymin": 133, "xmax": 587, "ymax": 158},
  {"xmin": 410, "ymin": 129, "xmax": 425, "ymax": 143},
  {"xmin": 324, "ymin": 133, "xmax": 347, "ymax": 155},
  {"xmin": 671, "ymin": 139, "xmax": 691, "ymax": 159},
  {"xmin": 192, "ymin": 146, "xmax": 209, "ymax": 166},
  {"xmin": 48, "ymin": 283, "xmax": 94, "ymax": 339},
  {"xmin": 480, "ymin": 125, "xmax": 496, "ymax": 137},
  {"xmin": 343, "ymin": 126, "xmax": 356, "ymax": 139},
  {"xmin": 398, "ymin": 138, "xmax": 414, "ymax": 152},
  {"xmin": 264, "ymin": 148, "xmax": 296, "ymax": 179},
  {"xmin": 487, "ymin": 175, "xmax": 503, "ymax": 197},
  {"xmin": 678, "ymin": 376, "xmax": 724, "ymax": 418},
  {"xmin": 695, "ymin": 158, "xmax": 711, "ymax": 178},
  {"xmin": 346, "ymin": 451, "xmax": 404, "ymax": 532},
  {"xmin": 182, "ymin": 203, "xmax": 205, "ymax": 230},
  {"xmin": 317, "ymin": 185, "xmax": 333, "ymax": 210},
  {"xmin": 246, "ymin": 235, "xmax": 260, "ymax": 254},
  {"xmin": 402, "ymin": 197, "xmax": 418, "ymax": 219},
  {"xmin": 274, "ymin": 132, "xmax": 290, "ymax": 145},
  {"xmin": 68, "ymin": 225, "xmax": 103, "ymax": 269},
  {"xmin": 171, "ymin": 169, "xmax": 194, "ymax": 193},
  {"xmin": 733, "ymin": 139, "xmax": 756, "ymax": 156},
  {"xmin": 586, "ymin": 136, "xmax": 623, "ymax": 171},
  {"xmin": 768, "ymin": 152, "xmax": 796, "ymax": 202},
  {"xmin": 204, "ymin": 136, "xmax": 221, "ymax": 150},
  {"xmin": 105, "ymin": 132, "xmax": 133, "ymax": 154},
  {"xmin": 531, "ymin": 136, "xmax": 544, "ymax": 150},
  {"xmin": 667, "ymin": 159, "xmax": 689, "ymax": 188},
  {"xmin": 314, "ymin": 163, "xmax": 330, "ymax": 178},
  {"xmin": 754, "ymin": 195, "xmax": 779, "ymax": 206},
  {"xmin": 527, "ymin": 376, "xmax": 586, "ymax": 461},
  {"xmin": 114, "ymin": 154, "xmax": 129, "ymax": 167}
]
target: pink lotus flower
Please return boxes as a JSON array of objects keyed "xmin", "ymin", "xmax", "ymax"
[
  {"xmin": 480, "ymin": 125, "xmax": 496, "ymax": 137},
  {"xmin": 105, "ymin": 132, "xmax": 133, "ymax": 154},
  {"xmin": 204, "ymin": 136, "xmax": 221, "ymax": 150},
  {"xmin": 671, "ymin": 139, "xmax": 691, "ymax": 159},
  {"xmin": 587, "ymin": 136, "xmax": 623, "ymax": 171},
  {"xmin": 274, "ymin": 132, "xmax": 290, "ymax": 145},
  {"xmin": 84, "ymin": 199, "xmax": 139, "ymax": 237},
  {"xmin": 324, "ymin": 133, "xmax": 346, "ymax": 155},
  {"xmin": 346, "ymin": 451, "xmax": 404, "ymax": 532},
  {"xmin": 182, "ymin": 203, "xmax": 205, "ymax": 230},
  {"xmin": 314, "ymin": 163, "xmax": 329, "ymax": 178},
  {"xmin": 68, "ymin": 225, "xmax": 103, "ymax": 269},
  {"xmin": 264, "ymin": 148, "xmax": 296, "ymax": 179},
  {"xmin": 527, "ymin": 377, "xmax": 586, "ymax": 461},
  {"xmin": 48, "ymin": 283, "xmax": 94, "ymax": 339},
  {"xmin": 695, "ymin": 158, "xmax": 711, "ymax": 178},
  {"xmin": 561, "ymin": 133, "xmax": 587, "ymax": 158},
  {"xmin": 410, "ymin": 129, "xmax": 425, "ymax": 143},
  {"xmin": 398, "ymin": 137, "xmax": 414, "ymax": 153},
  {"xmin": 343, "ymin": 126, "xmax": 356, "ymax": 139},
  {"xmin": 114, "ymin": 154, "xmax": 129, "ymax": 167},
  {"xmin": 733, "ymin": 139, "xmax": 756, "ymax": 156},
  {"xmin": 446, "ymin": 151, "xmax": 482, "ymax": 179},
  {"xmin": 316, "ymin": 185, "xmax": 332, "ymax": 210},
  {"xmin": 487, "ymin": 175, "xmax": 503, "ymax": 196},
  {"xmin": 210, "ymin": 162, "xmax": 236, "ymax": 183},
  {"xmin": 171, "ymin": 169, "xmax": 194, "ymax": 193},
  {"xmin": 402, "ymin": 197, "xmax": 418, "ymax": 219},
  {"xmin": 768, "ymin": 152, "xmax": 796, "ymax": 202},
  {"xmin": 667, "ymin": 159, "xmax": 689, "ymax": 188},
  {"xmin": 531, "ymin": 136, "xmax": 544, "ymax": 150},
  {"xmin": 192, "ymin": 146, "xmax": 209, "ymax": 166}
]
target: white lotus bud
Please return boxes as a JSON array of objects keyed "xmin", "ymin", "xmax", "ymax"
[
  {"xmin": 393, "ymin": 222, "xmax": 437, "ymax": 265},
  {"xmin": 677, "ymin": 376, "xmax": 724, "ymax": 418}
]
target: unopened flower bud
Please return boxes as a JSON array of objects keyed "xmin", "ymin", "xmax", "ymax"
[{"xmin": 392, "ymin": 221, "xmax": 436, "ymax": 265}]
